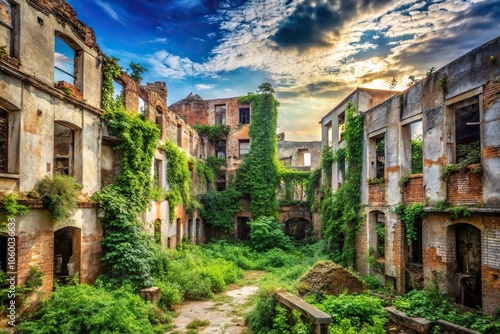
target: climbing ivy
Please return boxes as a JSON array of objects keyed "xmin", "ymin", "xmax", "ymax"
[
  {"xmin": 199, "ymin": 185, "xmax": 242, "ymax": 233},
  {"xmin": 235, "ymin": 83, "xmax": 281, "ymax": 219},
  {"xmin": 392, "ymin": 203, "xmax": 426, "ymax": 242},
  {"xmin": 320, "ymin": 101, "xmax": 364, "ymax": 267},
  {"xmin": 1, "ymin": 193, "xmax": 29, "ymax": 229},
  {"xmin": 192, "ymin": 125, "xmax": 230, "ymax": 142},
  {"xmin": 163, "ymin": 140, "xmax": 199, "ymax": 222},
  {"xmin": 278, "ymin": 168, "xmax": 310, "ymax": 206},
  {"xmin": 92, "ymin": 58, "xmax": 160, "ymax": 290}
]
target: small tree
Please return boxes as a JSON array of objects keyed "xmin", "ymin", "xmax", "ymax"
[{"xmin": 128, "ymin": 62, "xmax": 147, "ymax": 83}]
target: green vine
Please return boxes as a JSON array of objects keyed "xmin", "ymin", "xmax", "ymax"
[
  {"xmin": 91, "ymin": 58, "xmax": 160, "ymax": 290},
  {"xmin": 235, "ymin": 83, "xmax": 280, "ymax": 219},
  {"xmin": 163, "ymin": 140, "xmax": 199, "ymax": 222},
  {"xmin": 278, "ymin": 168, "xmax": 310, "ymax": 206},
  {"xmin": 392, "ymin": 203, "xmax": 426, "ymax": 242},
  {"xmin": 199, "ymin": 185, "xmax": 242, "ymax": 233},
  {"xmin": 1, "ymin": 193, "xmax": 29, "ymax": 229},
  {"xmin": 433, "ymin": 200, "xmax": 471, "ymax": 219},
  {"xmin": 192, "ymin": 125, "xmax": 230, "ymax": 142},
  {"xmin": 320, "ymin": 101, "xmax": 364, "ymax": 266}
]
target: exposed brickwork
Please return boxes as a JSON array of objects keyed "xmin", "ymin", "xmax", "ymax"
[
  {"xmin": 169, "ymin": 93, "xmax": 209, "ymax": 126},
  {"xmin": 483, "ymin": 146, "xmax": 500, "ymax": 159},
  {"xmin": 368, "ymin": 183, "xmax": 385, "ymax": 205},
  {"xmin": 27, "ymin": 0, "xmax": 100, "ymax": 52},
  {"xmin": 482, "ymin": 265, "xmax": 500, "ymax": 314},
  {"xmin": 355, "ymin": 219, "xmax": 368, "ymax": 276},
  {"xmin": 80, "ymin": 233, "xmax": 103, "ymax": 284},
  {"xmin": 446, "ymin": 167, "xmax": 482, "ymax": 206},
  {"xmin": 56, "ymin": 81, "xmax": 83, "ymax": 100},
  {"xmin": 17, "ymin": 230, "xmax": 54, "ymax": 294},
  {"xmin": 403, "ymin": 174, "xmax": 424, "ymax": 204},
  {"xmin": 393, "ymin": 220, "xmax": 405, "ymax": 294},
  {"xmin": 423, "ymin": 156, "xmax": 446, "ymax": 167},
  {"xmin": 483, "ymin": 79, "xmax": 500, "ymax": 109}
]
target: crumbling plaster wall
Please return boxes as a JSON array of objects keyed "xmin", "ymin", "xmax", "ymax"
[{"xmin": 277, "ymin": 140, "xmax": 322, "ymax": 170}]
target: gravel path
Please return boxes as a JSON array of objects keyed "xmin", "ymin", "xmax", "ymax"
[{"xmin": 169, "ymin": 271, "xmax": 264, "ymax": 334}]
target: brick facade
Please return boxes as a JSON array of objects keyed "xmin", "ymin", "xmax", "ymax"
[{"xmin": 403, "ymin": 174, "xmax": 424, "ymax": 204}]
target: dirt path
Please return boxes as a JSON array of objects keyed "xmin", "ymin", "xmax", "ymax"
[{"xmin": 169, "ymin": 271, "xmax": 265, "ymax": 334}]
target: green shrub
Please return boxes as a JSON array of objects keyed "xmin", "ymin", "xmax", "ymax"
[
  {"xmin": 155, "ymin": 281, "xmax": 182, "ymax": 311},
  {"xmin": 35, "ymin": 174, "xmax": 82, "ymax": 223},
  {"xmin": 308, "ymin": 292, "xmax": 387, "ymax": 332},
  {"xmin": 246, "ymin": 290, "xmax": 278, "ymax": 334},
  {"xmin": 393, "ymin": 289, "xmax": 500, "ymax": 333},
  {"xmin": 17, "ymin": 284, "xmax": 166, "ymax": 334},
  {"xmin": 249, "ymin": 216, "xmax": 292, "ymax": 252}
]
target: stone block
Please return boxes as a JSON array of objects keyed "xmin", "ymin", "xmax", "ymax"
[{"xmin": 140, "ymin": 287, "xmax": 161, "ymax": 302}]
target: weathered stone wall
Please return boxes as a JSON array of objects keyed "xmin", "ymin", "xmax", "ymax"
[{"xmin": 277, "ymin": 140, "xmax": 322, "ymax": 170}]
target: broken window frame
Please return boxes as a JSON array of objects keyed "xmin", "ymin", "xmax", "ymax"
[
  {"xmin": 445, "ymin": 88, "xmax": 483, "ymax": 166},
  {"xmin": 54, "ymin": 122, "xmax": 75, "ymax": 177},
  {"xmin": 239, "ymin": 139, "xmax": 250, "ymax": 156},
  {"xmin": 216, "ymin": 140, "xmax": 226, "ymax": 158},
  {"xmin": 239, "ymin": 106, "xmax": 250, "ymax": 124},
  {"xmin": 214, "ymin": 104, "xmax": 226, "ymax": 125},
  {"xmin": 0, "ymin": 0, "xmax": 14, "ymax": 57}
]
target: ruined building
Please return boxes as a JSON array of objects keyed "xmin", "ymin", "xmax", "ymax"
[
  {"xmin": 0, "ymin": 0, "xmax": 209, "ymax": 295},
  {"xmin": 320, "ymin": 36, "xmax": 500, "ymax": 313}
]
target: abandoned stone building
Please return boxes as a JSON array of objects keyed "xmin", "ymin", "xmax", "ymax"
[
  {"xmin": 321, "ymin": 36, "xmax": 500, "ymax": 313},
  {"xmin": 0, "ymin": 0, "xmax": 210, "ymax": 296},
  {"xmin": 277, "ymin": 133, "xmax": 322, "ymax": 171}
]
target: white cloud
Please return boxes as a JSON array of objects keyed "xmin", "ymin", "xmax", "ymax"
[
  {"xmin": 195, "ymin": 84, "xmax": 216, "ymax": 90},
  {"xmin": 94, "ymin": 0, "xmax": 124, "ymax": 25}
]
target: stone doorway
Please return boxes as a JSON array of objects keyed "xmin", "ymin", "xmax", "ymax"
[
  {"xmin": 54, "ymin": 227, "xmax": 81, "ymax": 285},
  {"xmin": 284, "ymin": 217, "xmax": 312, "ymax": 240},
  {"xmin": 452, "ymin": 224, "xmax": 482, "ymax": 309},
  {"xmin": 237, "ymin": 217, "xmax": 251, "ymax": 240}
]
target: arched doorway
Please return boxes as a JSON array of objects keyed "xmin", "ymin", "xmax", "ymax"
[
  {"xmin": 284, "ymin": 217, "xmax": 312, "ymax": 240},
  {"xmin": 451, "ymin": 224, "xmax": 482, "ymax": 309},
  {"xmin": 54, "ymin": 227, "xmax": 81, "ymax": 285}
]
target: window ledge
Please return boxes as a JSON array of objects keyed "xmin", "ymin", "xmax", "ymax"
[{"xmin": 0, "ymin": 173, "xmax": 19, "ymax": 179}]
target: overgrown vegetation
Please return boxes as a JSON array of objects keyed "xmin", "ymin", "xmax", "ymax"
[
  {"xmin": 1, "ymin": 193, "xmax": 29, "ymax": 228},
  {"xmin": 441, "ymin": 141, "xmax": 481, "ymax": 182},
  {"xmin": 309, "ymin": 292, "xmax": 388, "ymax": 334},
  {"xmin": 35, "ymin": 174, "xmax": 82, "ymax": 223},
  {"xmin": 92, "ymin": 56, "xmax": 160, "ymax": 290},
  {"xmin": 394, "ymin": 288, "xmax": 500, "ymax": 333},
  {"xmin": 433, "ymin": 200, "xmax": 471, "ymax": 219},
  {"xmin": 163, "ymin": 140, "xmax": 199, "ymax": 222},
  {"xmin": 235, "ymin": 83, "xmax": 281, "ymax": 218},
  {"xmin": 17, "ymin": 284, "xmax": 170, "ymax": 334},
  {"xmin": 411, "ymin": 134, "xmax": 423, "ymax": 174},
  {"xmin": 392, "ymin": 202, "xmax": 426, "ymax": 242},
  {"xmin": 320, "ymin": 101, "xmax": 364, "ymax": 266},
  {"xmin": 192, "ymin": 124, "xmax": 230, "ymax": 142},
  {"xmin": 249, "ymin": 216, "xmax": 292, "ymax": 252},
  {"xmin": 199, "ymin": 185, "xmax": 242, "ymax": 233},
  {"xmin": 128, "ymin": 62, "xmax": 147, "ymax": 83}
]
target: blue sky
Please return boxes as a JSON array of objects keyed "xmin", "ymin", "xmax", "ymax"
[{"xmin": 66, "ymin": 0, "xmax": 500, "ymax": 141}]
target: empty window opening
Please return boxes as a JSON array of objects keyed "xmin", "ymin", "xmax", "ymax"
[
  {"xmin": 326, "ymin": 122, "xmax": 333, "ymax": 147},
  {"xmin": 154, "ymin": 219, "xmax": 161, "ymax": 244},
  {"xmin": 338, "ymin": 112, "xmax": 345, "ymax": 142},
  {"xmin": 54, "ymin": 123, "xmax": 74, "ymax": 176},
  {"xmin": 216, "ymin": 140, "xmax": 226, "ymax": 158},
  {"xmin": 0, "ymin": 108, "xmax": 8, "ymax": 173},
  {"xmin": 54, "ymin": 227, "xmax": 81, "ymax": 285},
  {"xmin": 54, "ymin": 36, "xmax": 76, "ymax": 85},
  {"xmin": 0, "ymin": 0, "xmax": 14, "ymax": 57},
  {"xmin": 410, "ymin": 121, "xmax": 423, "ymax": 174},
  {"xmin": 154, "ymin": 158, "xmax": 163, "ymax": 188},
  {"xmin": 374, "ymin": 136, "xmax": 385, "ymax": 179},
  {"xmin": 239, "ymin": 107, "xmax": 250, "ymax": 124},
  {"xmin": 176, "ymin": 125, "xmax": 182, "ymax": 147},
  {"xmin": 297, "ymin": 149, "xmax": 310, "ymax": 167},
  {"xmin": 237, "ymin": 217, "xmax": 251, "ymax": 241},
  {"xmin": 375, "ymin": 216, "xmax": 385, "ymax": 258},
  {"xmin": 239, "ymin": 139, "xmax": 250, "ymax": 156},
  {"xmin": 112, "ymin": 80, "xmax": 123, "ymax": 100},
  {"xmin": 455, "ymin": 102, "xmax": 480, "ymax": 165},
  {"xmin": 138, "ymin": 97, "xmax": 146, "ymax": 115},
  {"xmin": 408, "ymin": 218, "xmax": 423, "ymax": 264},
  {"xmin": 214, "ymin": 105, "xmax": 226, "ymax": 125},
  {"xmin": 216, "ymin": 170, "xmax": 226, "ymax": 191},
  {"xmin": 155, "ymin": 107, "xmax": 163, "ymax": 139}
]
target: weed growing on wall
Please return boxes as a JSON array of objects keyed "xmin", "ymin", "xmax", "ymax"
[
  {"xmin": 35, "ymin": 174, "xmax": 82, "ymax": 223},
  {"xmin": 320, "ymin": 101, "xmax": 364, "ymax": 267},
  {"xmin": 392, "ymin": 202, "xmax": 426, "ymax": 242},
  {"xmin": 199, "ymin": 185, "xmax": 242, "ymax": 233},
  {"xmin": 235, "ymin": 83, "xmax": 280, "ymax": 218}
]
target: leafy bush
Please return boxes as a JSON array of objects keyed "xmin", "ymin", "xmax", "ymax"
[
  {"xmin": 308, "ymin": 292, "xmax": 387, "ymax": 333},
  {"xmin": 249, "ymin": 216, "xmax": 292, "ymax": 252},
  {"xmin": 199, "ymin": 185, "xmax": 242, "ymax": 234},
  {"xmin": 393, "ymin": 289, "xmax": 500, "ymax": 333},
  {"xmin": 35, "ymin": 174, "xmax": 82, "ymax": 223},
  {"xmin": 17, "ymin": 284, "xmax": 169, "ymax": 334},
  {"xmin": 246, "ymin": 290, "xmax": 278, "ymax": 334}
]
